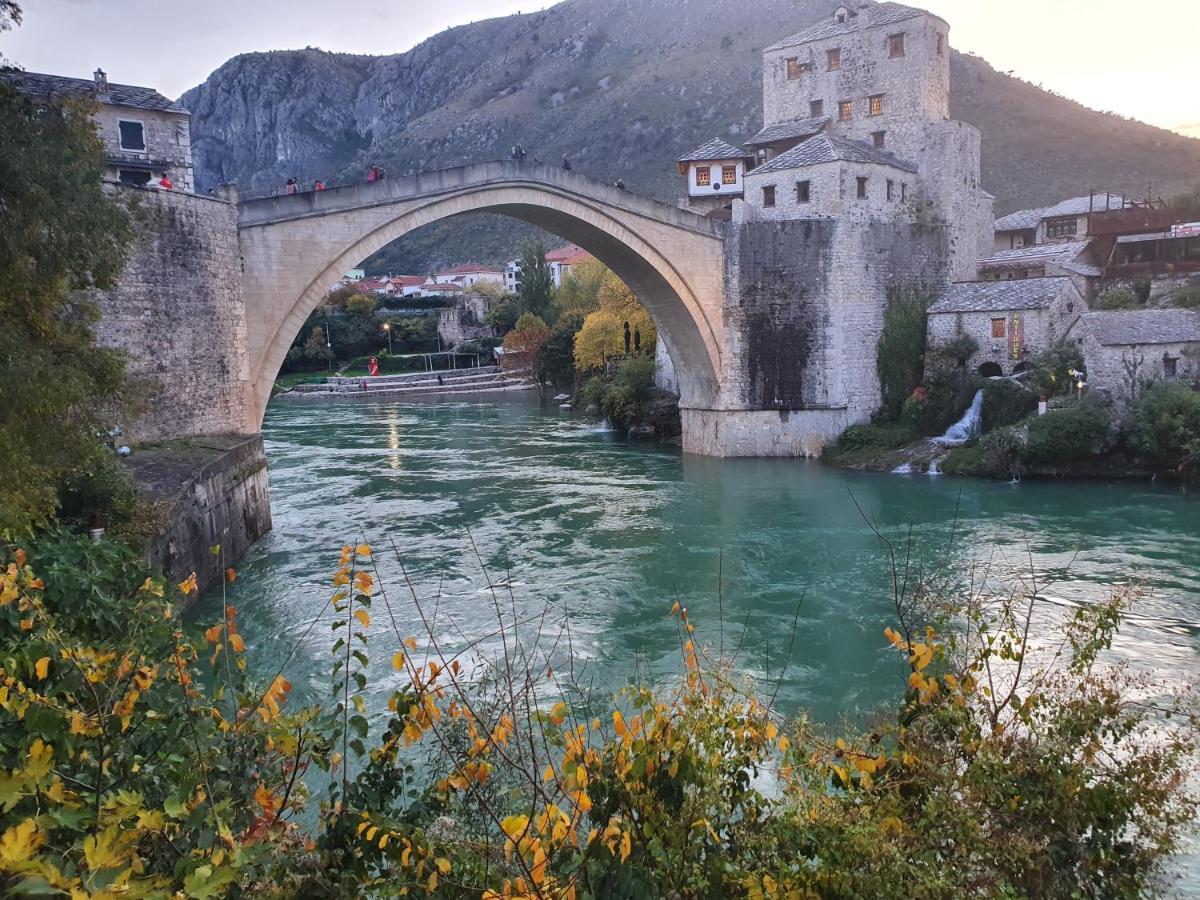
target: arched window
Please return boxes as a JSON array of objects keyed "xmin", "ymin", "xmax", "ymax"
[{"xmin": 978, "ymin": 362, "xmax": 1004, "ymax": 378}]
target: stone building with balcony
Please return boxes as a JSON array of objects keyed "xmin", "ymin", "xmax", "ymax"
[{"xmin": 6, "ymin": 68, "xmax": 194, "ymax": 193}]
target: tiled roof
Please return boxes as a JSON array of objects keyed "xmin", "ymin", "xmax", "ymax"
[
  {"xmin": 746, "ymin": 116, "xmax": 829, "ymax": 147},
  {"xmin": 978, "ymin": 240, "xmax": 1092, "ymax": 269},
  {"xmin": 438, "ymin": 264, "xmax": 504, "ymax": 275},
  {"xmin": 765, "ymin": 3, "xmax": 935, "ymax": 53},
  {"xmin": 677, "ymin": 138, "xmax": 750, "ymax": 163},
  {"xmin": 749, "ymin": 133, "xmax": 917, "ymax": 177},
  {"xmin": 928, "ymin": 277, "xmax": 1076, "ymax": 315},
  {"xmin": 1071, "ymin": 309, "xmax": 1200, "ymax": 346},
  {"xmin": 4, "ymin": 70, "xmax": 185, "ymax": 112},
  {"xmin": 545, "ymin": 244, "xmax": 592, "ymax": 265},
  {"xmin": 1044, "ymin": 192, "xmax": 1126, "ymax": 218},
  {"xmin": 994, "ymin": 207, "xmax": 1046, "ymax": 232}
]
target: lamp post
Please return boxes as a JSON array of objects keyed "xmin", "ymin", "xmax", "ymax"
[{"xmin": 383, "ymin": 321, "xmax": 393, "ymax": 355}]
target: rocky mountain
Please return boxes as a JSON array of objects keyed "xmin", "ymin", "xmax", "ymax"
[{"xmin": 181, "ymin": 0, "xmax": 1200, "ymax": 273}]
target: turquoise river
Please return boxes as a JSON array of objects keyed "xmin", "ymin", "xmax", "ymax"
[{"xmin": 196, "ymin": 394, "xmax": 1200, "ymax": 885}]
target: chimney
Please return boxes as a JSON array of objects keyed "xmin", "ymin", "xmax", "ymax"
[{"xmin": 93, "ymin": 68, "xmax": 108, "ymax": 95}]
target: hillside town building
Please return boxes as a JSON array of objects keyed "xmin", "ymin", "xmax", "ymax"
[
  {"xmin": 6, "ymin": 68, "xmax": 195, "ymax": 193},
  {"xmin": 927, "ymin": 277, "xmax": 1083, "ymax": 377},
  {"xmin": 1067, "ymin": 309, "xmax": 1200, "ymax": 411}
]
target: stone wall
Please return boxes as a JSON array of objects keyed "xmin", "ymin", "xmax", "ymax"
[
  {"xmin": 128, "ymin": 435, "xmax": 272, "ymax": 597},
  {"xmin": 1079, "ymin": 338, "xmax": 1200, "ymax": 415},
  {"xmin": 97, "ymin": 106, "xmax": 194, "ymax": 193},
  {"xmin": 92, "ymin": 185, "xmax": 252, "ymax": 441}
]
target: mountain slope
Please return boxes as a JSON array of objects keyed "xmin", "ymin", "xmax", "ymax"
[{"xmin": 181, "ymin": 0, "xmax": 1200, "ymax": 271}]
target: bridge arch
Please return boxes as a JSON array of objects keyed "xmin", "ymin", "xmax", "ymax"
[{"xmin": 237, "ymin": 163, "xmax": 728, "ymax": 427}]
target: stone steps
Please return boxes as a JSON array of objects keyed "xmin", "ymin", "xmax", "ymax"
[
  {"xmin": 289, "ymin": 379, "xmax": 536, "ymax": 401},
  {"xmin": 285, "ymin": 367, "xmax": 536, "ymax": 401}
]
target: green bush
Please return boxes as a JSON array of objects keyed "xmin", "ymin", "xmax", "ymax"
[
  {"xmin": 876, "ymin": 287, "xmax": 929, "ymax": 420},
  {"xmin": 56, "ymin": 453, "xmax": 137, "ymax": 528},
  {"xmin": 1170, "ymin": 281, "xmax": 1200, "ymax": 309},
  {"xmin": 925, "ymin": 334, "xmax": 979, "ymax": 371},
  {"xmin": 836, "ymin": 421, "xmax": 918, "ymax": 451},
  {"xmin": 1097, "ymin": 289, "xmax": 1140, "ymax": 310},
  {"xmin": 1022, "ymin": 403, "xmax": 1110, "ymax": 464},
  {"xmin": 979, "ymin": 425, "xmax": 1026, "ymax": 477},
  {"xmin": 908, "ymin": 370, "xmax": 980, "ymax": 436},
  {"xmin": 1132, "ymin": 381, "xmax": 1200, "ymax": 479},
  {"xmin": 581, "ymin": 356, "xmax": 657, "ymax": 429},
  {"xmin": 1024, "ymin": 343, "xmax": 1086, "ymax": 399},
  {"xmin": 981, "ymin": 378, "xmax": 1038, "ymax": 432},
  {"xmin": 1134, "ymin": 277, "xmax": 1153, "ymax": 305}
]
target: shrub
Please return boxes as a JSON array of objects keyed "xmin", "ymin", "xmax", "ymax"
[
  {"xmin": 1170, "ymin": 281, "xmax": 1200, "ymax": 309},
  {"xmin": 981, "ymin": 378, "xmax": 1038, "ymax": 432},
  {"xmin": 1024, "ymin": 342, "xmax": 1086, "ymax": 399},
  {"xmin": 1134, "ymin": 277, "xmax": 1153, "ymax": 305},
  {"xmin": 1097, "ymin": 289, "xmax": 1140, "ymax": 310},
  {"xmin": 584, "ymin": 356, "xmax": 657, "ymax": 428},
  {"xmin": 925, "ymin": 333, "xmax": 979, "ymax": 371},
  {"xmin": 909, "ymin": 369, "xmax": 980, "ymax": 436},
  {"xmin": 56, "ymin": 453, "xmax": 137, "ymax": 528},
  {"xmin": 979, "ymin": 424, "xmax": 1026, "ymax": 477},
  {"xmin": 1022, "ymin": 402, "xmax": 1110, "ymax": 464},
  {"xmin": 876, "ymin": 287, "xmax": 929, "ymax": 420},
  {"xmin": 836, "ymin": 421, "xmax": 918, "ymax": 451},
  {"xmin": 345, "ymin": 293, "xmax": 377, "ymax": 318},
  {"xmin": 1131, "ymin": 381, "xmax": 1200, "ymax": 479},
  {"xmin": 1, "ymin": 539, "xmax": 1196, "ymax": 898}
]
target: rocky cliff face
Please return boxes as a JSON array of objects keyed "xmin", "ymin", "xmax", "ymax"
[{"xmin": 181, "ymin": 0, "xmax": 1200, "ymax": 270}]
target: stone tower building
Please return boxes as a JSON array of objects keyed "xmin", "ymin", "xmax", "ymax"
[{"xmin": 675, "ymin": 2, "xmax": 995, "ymax": 454}]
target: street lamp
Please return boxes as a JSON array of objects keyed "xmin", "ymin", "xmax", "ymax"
[{"xmin": 383, "ymin": 322, "xmax": 393, "ymax": 355}]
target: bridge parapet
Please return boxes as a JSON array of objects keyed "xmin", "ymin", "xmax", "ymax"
[{"xmin": 237, "ymin": 161, "xmax": 724, "ymax": 239}]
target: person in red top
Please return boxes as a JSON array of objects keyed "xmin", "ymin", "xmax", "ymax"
[
  {"xmin": 315, "ymin": 179, "xmax": 326, "ymax": 191},
  {"xmin": 157, "ymin": 174, "xmax": 173, "ymax": 190}
]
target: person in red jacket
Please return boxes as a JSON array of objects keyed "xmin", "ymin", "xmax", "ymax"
[
  {"xmin": 157, "ymin": 173, "xmax": 173, "ymax": 190},
  {"xmin": 315, "ymin": 179, "xmax": 326, "ymax": 191}
]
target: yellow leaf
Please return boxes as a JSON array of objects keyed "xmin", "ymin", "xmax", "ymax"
[
  {"xmin": 392, "ymin": 652, "xmax": 405, "ymax": 671},
  {"xmin": 229, "ymin": 633, "xmax": 246, "ymax": 653},
  {"xmin": 619, "ymin": 830, "xmax": 632, "ymax": 862},
  {"xmin": 356, "ymin": 544, "xmax": 371, "ymax": 558},
  {"xmin": 34, "ymin": 657, "xmax": 50, "ymax": 680},
  {"xmin": 225, "ymin": 567, "xmax": 237, "ymax": 584},
  {"xmin": 404, "ymin": 637, "xmax": 418, "ymax": 651},
  {"xmin": 765, "ymin": 722, "xmax": 778, "ymax": 740},
  {"xmin": 435, "ymin": 858, "xmax": 451, "ymax": 874},
  {"xmin": 778, "ymin": 736, "xmax": 790, "ymax": 753},
  {"xmin": 354, "ymin": 609, "xmax": 371, "ymax": 629},
  {"xmin": 543, "ymin": 765, "xmax": 555, "ymax": 783},
  {"xmin": 179, "ymin": 573, "xmax": 198, "ymax": 596},
  {"xmin": 0, "ymin": 819, "xmax": 44, "ymax": 866}
]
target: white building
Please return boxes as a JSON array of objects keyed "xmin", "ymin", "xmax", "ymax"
[{"xmin": 676, "ymin": 138, "xmax": 755, "ymax": 214}]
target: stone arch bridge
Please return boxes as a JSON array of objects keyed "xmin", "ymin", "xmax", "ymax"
[{"xmin": 237, "ymin": 162, "xmax": 728, "ymax": 428}]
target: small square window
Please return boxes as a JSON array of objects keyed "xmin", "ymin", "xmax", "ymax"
[
  {"xmin": 869, "ymin": 94, "xmax": 884, "ymax": 116},
  {"xmin": 827, "ymin": 48, "xmax": 841, "ymax": 71},
  {"xmin": 786, "ymin": 58, "xmax": 802, "ymax": 80},
  {"xmin": 889, "ymin": 33, "xmax": 906, "ymax": 58},
  {"xmin": 936, "ymin": 34, "xmax": 945, "ymax": 55},
  {"xmin": 1165, "ymin": 356, "xmax": 1179, "ymax": 378},
  {"xmin": 838, "ymin": 99, "xmax": 853, "ymax": 121},
  {"xmin": 1046, "ymin": 216, "xmax": 1078, "ymax": 239},
  {"xmin": 871, "ymin": 130, "xmax": 886, "ymax": 148},
  {"xmin": 796, "ymin": 180, "xmax": 811, "ymax": 203},
  {"xmin": 886, "ymin": 179, "xmax": 894, "ymax": 201},
  {"xmin": 856, "ymin": 176, "xmax": 868, "ymax": 199},
  {"xmin": 721, "ymin": 165, "xmax": 738, "ymax": 185},
  {"xmin": 762, "ymin": 185, "xmax": 776, "ymax": 208},
  {"xmin": 810, "ymin": 99, "xmax": 824, "ymax": 117},
  {"xmin": 118, "ymin": 120, "xmax": 145, "ymax": 152},
  {"xmin": 991, "ymin": 318, "xmax": 1006, "ymax": 339},
  {"xmin": 695, "ymin": 166, "xmax": 711, "ymax": 187}
]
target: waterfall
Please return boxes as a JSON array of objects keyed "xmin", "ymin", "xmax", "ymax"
[
  {"xmin": 928, "ymin": 457, "xmax": 942, "ymax": 476},
  {"xmin": 933, "ymin": 389, "xmax": 984, "ymax": 446}
]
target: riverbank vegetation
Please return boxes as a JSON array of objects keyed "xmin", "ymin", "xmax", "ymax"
[
  {"xmin": 826, "ymin": 288, "xmax": 1200, "ymax": 483},
  {"xmin": 2, "ymin": 530, "xmax": 1196, "ymax": 897}
]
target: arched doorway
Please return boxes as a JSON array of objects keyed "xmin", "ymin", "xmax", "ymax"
[{"xmin": 978, "ymin": 362, "xmax": 1003, "ymax": 378}]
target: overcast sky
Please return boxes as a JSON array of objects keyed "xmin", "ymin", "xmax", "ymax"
[{"xmin": 3, "ymin": 0, "xmax": 1197, "ymax": 136}]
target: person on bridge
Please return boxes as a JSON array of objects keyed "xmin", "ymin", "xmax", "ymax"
[
  {"xmin": 285, "ymin": 177, "xmax": 298, "ymax": 195},
  {"xmin": 634, "ymin": 328, "xmax": 641, "ymax": 354},
  {"xmin": 562, "ymin": 155, "xmax": 572, "ymax": 172},
  {"xmin": 512, "ymin": 145, "xmax": 527, "ymax": 163},
  {"xmin": 315, "ymin": 179, "xmax": 326, "ymax": 191},
  {"xmin": 615, "ymin": 178, "xmax": 626, "ymax": 191},
  {"xmin": 157, "ymin": 173, "xmax": 174, "ymax": 190},
  {"xmin": 623, "ymin": 321, "xmax": 631, "ymax": 355},
  {"xmin": 367, "ymin": 165, "xmax": 379, "ymax": 184}
]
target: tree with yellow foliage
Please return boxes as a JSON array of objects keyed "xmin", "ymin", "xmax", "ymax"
[{"xmin": 573, "ymin": 270, "xmax": 656, "ymax": 371}]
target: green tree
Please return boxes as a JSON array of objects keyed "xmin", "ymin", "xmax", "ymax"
[
  {"xmin": 554, "ymin": 258, "xmax": 606, "ymax": 319},
  {"xmin": 518, "ymin": 242, "xmax": 555, "ymax": 322},
  {"xmin": 876, "ymin": 286, "xmax": 928, "ymax": 421},
  {"xmin": 1132, "ymin": 381, "xmax": 1200, "ymax": 479},
  {"xmin": 0, "ymin": 76, "xmax": 134, "ymax": 533}
]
